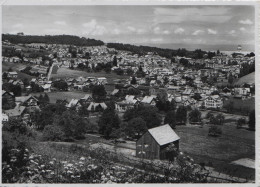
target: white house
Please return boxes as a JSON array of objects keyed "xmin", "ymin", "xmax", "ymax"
[{"xmin": 204, "ymin": 95, "xmax": 223, "ymax": 109}]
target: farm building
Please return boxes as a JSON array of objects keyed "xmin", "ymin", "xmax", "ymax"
[{"xmin": 136, "ymin": 124, "xmax": 180, "ymax": 160}]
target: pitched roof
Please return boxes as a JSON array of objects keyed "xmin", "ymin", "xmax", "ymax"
[
  {"xmin": 67, "ymin": 99, "xmax": 79, "ymax": 108},
  {"xmin": 15, "ymin": 95, "xmax": 38, "ymax": 103},
  {"xmin": 81, "ymin": 94, "xmax": 93, "ymax": 101},
  {"xmin": 182, "ymin": 88, "xmax": 193, "ymax": 95},
  {"xmin": 8, "ymin": 71, "xmax": 18, "ymax": 75},
  {"xmin": 4, "ymin": 105, "xmax": 26, "ymax": 117},
  {"xmin": 111, "ymin": 89, "xmax": 119, "ymax": 95},
  {"xmin": 148, "ymin": 124, "xmax": 180, "ymax": 146},
  {"xmin": 141, "ymin": 96, "xmax": 155, "ymax": 104},
  {"xmin": 87, "ymin": 102, "xmax": 107, "ymax": 110}
]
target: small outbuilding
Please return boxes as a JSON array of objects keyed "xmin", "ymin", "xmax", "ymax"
[{"xmin": 136, "ymin": 124, "xmax": 180, "ymax": 160}]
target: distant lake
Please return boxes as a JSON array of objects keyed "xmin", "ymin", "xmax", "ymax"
[{"xmin": 138, "ymin": 43, "xmax": 255, "ymax": 52}]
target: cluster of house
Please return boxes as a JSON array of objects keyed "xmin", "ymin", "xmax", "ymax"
[
  {"xmin": 2, "ymin": 90, "xmax": 39, "ymax": 122},
  {"xmin": 65, "ymin": 94, "xmax": 108, "ymax": 112},
  {"xmin": 112, "ymin": 85, "xmax": 224, "ymax": 112},
  {"xmin": 64, "ymin": 76, "xmax": 108, "ymax": 90}
]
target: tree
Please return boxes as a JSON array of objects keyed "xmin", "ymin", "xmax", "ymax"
[
  {"xmin": 113, "ymin": 56, "xmax": 117, "ymax": 66},
  {"xmin": 114, "ymin": 68, "xmax": 124, "ymax": 75},
  {"xmin": 123, "ymin": 106, "xmax": 161, "ymax": 129},
  {"xmin": 164, "ymin": 110, "xmax": 176, "ymax": 129},
  {"xmin": 248, "ymin": 110, "xmax": 255, "ymax": 131},
  {"xmin": 210, "ymin": 114, "xmax": 225, "ymax": 126},
  {"xmin": 43, "ymin": 93, "xmax": 50, "ymax": 103},
  {"xmin": 104, "ymin": 67, "xmax": 111, "ymax": 73},
  {"xmin": 192, "ymin": 93, "xmax": 202, "ymax": 101},
  {"xmin": 208, "ymin": 126, "xmax": 222, "ymax": 137},
  {"xmin": 31, "ymin": 103, "xmax": 67, "ymax": 130},
  {"xmin": 98, "ymin": 108, "xmax": 120, "ymax": 138},
  {"xmin": 127, "ymin": 68, "xmax": 134, "ymax": 76},
  {"xmin": 42, "ymin": 125, "xmax": 64, "ymax": 141},
  {"xmin": 226, "ymin": 101, "xmax": 234, "ymax": 113},
  {"xmin": 176, "ymin": 106, "xmax": 187, "ymax": 124},
  {"xmin": 206, "ymin": 112, "xmax": 214, "ymax": 119},
  {"xmin": 237, "ymin": 118, "xmax": 246, "ymax": 129},
  {"xmin": 92, "ymin": 85, "xmax": 106, "ymax": 102},
  {"xmin": 126, "ymin": 117, "xmax": 147, "ymax": 138},
  {"xmin": 228, "ymin": 75, "xmax": 234, "ymax": 84},
  {"xmin": 179, "ymin": 58, "xmax": 189, "ymax": 67},
  {"xmin": 130, "ymin": 76, "xmax": 137, "ymax": 85},
  {"xmin": 78, "ymin": 105, "xmax": 89, "ymax": 117},
  {"xmin": 2, "ymin": 98, "xmax": 16, "ymax": 110},
  {"xmin": 53, "ymin": 80, "xmax": 68, "ymax": 91},
  {"xmin": 189, "ymin": 109, "xmax": 201, "ymax": 123}
]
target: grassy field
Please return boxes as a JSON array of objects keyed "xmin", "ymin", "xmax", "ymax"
[
  {"xmin": 32, "ymin": 91, "xmax": 88, "ymax": 103},
  {"xmin": 200, "ymin": 110, "xmax": 249, "ymax": 123},
  {"xmin": 2, "ymin": 61, "xmax": 34, "ymax": 80},
  {"xmin": 175, "ymin": 124, "xmax": 255, "ymax": 179},
  {"xmin": 223, "ymin": 97, "xmax": 255, "ymax": 112},
  {"xmin": 50, "ymin": 67, "xmax": 129, "ymax": 84},
  {"xmin": 234, "ymin": 72, "xmax": 255, "ymax": 86}
]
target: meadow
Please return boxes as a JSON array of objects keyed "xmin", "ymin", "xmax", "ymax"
[
  {"xmin": 50, "ymin": 67, "xmax": 129, "ymax": 84},
  {"xmin": 175, "ymin": 124, "xmax": 255, "ymax": 180}
]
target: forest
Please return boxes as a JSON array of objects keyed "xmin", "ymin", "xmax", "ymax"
[{"xmin": 2, "ymin": 34, "xmax": 104, "ymax": 46}]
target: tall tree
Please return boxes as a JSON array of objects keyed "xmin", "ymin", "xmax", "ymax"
[
  {"xmin": 189, "ymin": 109, "xmax": 202, "ymax": 123},
  {"xmin": 126, "ymin": 117, "xmax": 147, "ymax": 138},
  {"xmin": 91, "ymin": 85, "xmax": 107, "ymax": 102},
  {"xmin": 98, "ymin": 108, "xmax": 120, "ymax": 138},
  {"xmin": 131, "ymin": 76, "xmax": 137, "ymax": 85},
  {"xmin": 113, "ymin": 56, "xmax": 117, "ymax": 66},
  {"xmin": 164, "ymin": 110, "xmax": 177, "ymax": 129},
  {"xmin": 248, "ymin": 110, "xmax": 255, "ymax": 131},
  {"xmin": 176, "ymin": 106, "xmax": 187, "ymax": 124}
]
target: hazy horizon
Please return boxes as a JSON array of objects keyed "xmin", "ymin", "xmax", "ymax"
[{"xmin": 3, "ymin": 5, "xmax": 255, "ymax": 52}]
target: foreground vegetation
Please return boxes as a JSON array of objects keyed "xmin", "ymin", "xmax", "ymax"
[{"xmin": 3, "ymin": 118, "xmax": 212, "ymax": 183}]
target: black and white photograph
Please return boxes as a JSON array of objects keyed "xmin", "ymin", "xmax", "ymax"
[{"xmin": 1, "ymin": 0, "xmax": 258, "ymax": 185}]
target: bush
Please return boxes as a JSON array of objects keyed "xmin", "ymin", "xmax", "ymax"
[
  {"xmin": 208, "ymin": 126, "xmax": 222, "ymax": 137},
  {"xmin": 42, "ymin": 125, "xmax": 64, "ymax": 141},
  {"xmin": 237, "ymin": 118, "xmax": 246, "ymax": 129},
  {"xmin": 248, "ymin": 110, "xmax": 255, "ymax": 131}
]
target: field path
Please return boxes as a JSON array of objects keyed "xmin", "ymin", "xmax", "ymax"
[{"xmin": 47, "ymin": 63, "xmax": 54, "ymax": 80}]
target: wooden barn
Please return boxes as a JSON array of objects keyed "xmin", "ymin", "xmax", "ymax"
[{"xmin": 136, "ymin": 124, "xmax": 180, "ymax": 160}]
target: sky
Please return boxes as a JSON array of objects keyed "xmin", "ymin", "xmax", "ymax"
[{"xmin": 2, "ymin": 5, "xmax": 255, "ymax": 51}]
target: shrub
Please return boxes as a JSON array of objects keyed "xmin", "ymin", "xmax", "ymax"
[
  {"xmin": 237, "ymin": 118, "xmax": 246, "ymax": 129},
  {"xmin": 208, "ymin": 126, "xmax": 222, "ymax": 137},
  {"xmin": 42, "ymin": 125, "xmax": 64, "ymax": 141}
]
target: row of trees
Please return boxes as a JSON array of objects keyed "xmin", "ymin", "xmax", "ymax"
[
  {"xmin": 3, "ymin": 34, "xmax": 104, "ymax": 46},
  {"xmin": 107, "ymin": 43, "xmax": 207, "ymax": 59}
]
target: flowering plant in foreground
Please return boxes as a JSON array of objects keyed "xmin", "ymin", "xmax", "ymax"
[{"xmin": 2, "ymin": 146, "xmax": 210, "ymax": 183}]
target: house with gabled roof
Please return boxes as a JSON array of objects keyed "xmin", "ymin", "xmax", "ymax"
[
  {"xmin": 7, "ymin": 71, "xmax": 18, "ymax": 79},
  {"xmin": 136, "ymin": 124, "xmax": 180, "ymax": 160},
  {"xmin": 141, "ymin": 96, "xmax": 157, "ymax": 106},
  {"xmin": 204, "ymin": 95, "xmax": 223, "ymax": 109},
  {"xmin": 15, "ymin": 95, "xmax": 38, "ymax": 107},
  {"xmin": 2, "ymin": 90, "xmax": 15, "ymax": 106},
  {"xmin": 87, "ymin": 102, "xmax": 107, "ymax": 112},
  {"xmin": 66, "ymin": 99, "xmax": 82, "ymax": 110},
  {"xmin": 4, "ymin": 105, "xmax": 26, "ymax": 118},
  {"xmin": 80, "ymin": 94, "xmax": 94, "ymax": 103}
]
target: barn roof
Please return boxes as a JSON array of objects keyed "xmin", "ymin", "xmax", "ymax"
[{"xmin": 148, "ymin": 124, "xmax": 180, "ymax": 146}]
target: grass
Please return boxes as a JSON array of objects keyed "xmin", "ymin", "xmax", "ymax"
[
  {"xmin": 223, "ymin": 97, "xmax": 255, "ymax": 112},
  {"xmin": 2, "ymin": 61, "xmax": 35, "ymax": 80},
  {"xmin": 234, "ymin": 72, "xmax": 255, "ymax": 86},
  {"xmin": 31, "ymin": 91, "xmax": 88, "ymax": 103},
  {"xmin": 174, "ymin": 124, "xmax": 255, "ymax": 179},
  {"xmin": 50, "ymin": 67, "xmax": 129, "ymax": 84}
]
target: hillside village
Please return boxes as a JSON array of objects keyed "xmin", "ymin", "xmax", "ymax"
[{"xmin": 2, "ymin": 34, "xmax": 256, "ymax": 183}]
